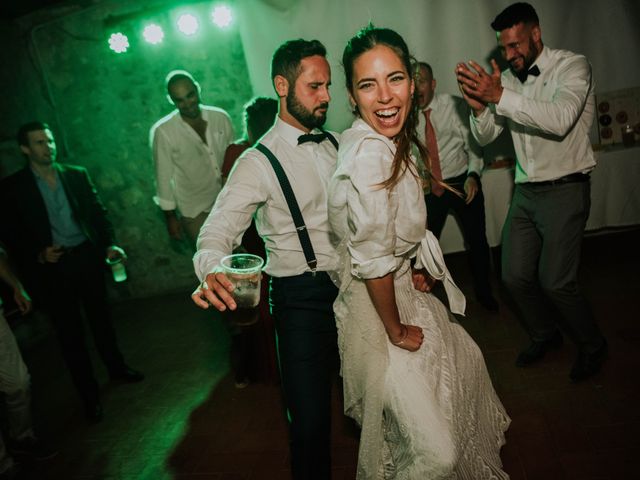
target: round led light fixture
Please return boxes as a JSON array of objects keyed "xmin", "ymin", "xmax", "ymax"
[
  {"xmin": 108, "ymin": 32, "xmax": 129, "ymax": 53},
  {"xmin": 177, "ymin": 13, "xmax": 199, "ymax": 36},
  {"xmin": 143, "ymin": 23, "xmax": 164, "ymax": 44},
  {"xmin": 211, "ymin": 5, "xmax": 232, "ymax": 28}
]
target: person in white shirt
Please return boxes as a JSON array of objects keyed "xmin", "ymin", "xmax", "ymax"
[
  {"xmin": 416, "ymin": 62, "xmax": 498, "ymax": 312},
  {"xmin": 191, "ymin": 39, "xmax": 339, "ymax": 479},
  {"xmin": 456, "ymin": 2, "xmax": 607, "ymax": 382},
  {"xmin": 329, "ymin": 25, "xmax": 509, "ymax": 478},
  {"xmin": 150, "ymin": 70, "xmax": 234, "ymax": 246}
]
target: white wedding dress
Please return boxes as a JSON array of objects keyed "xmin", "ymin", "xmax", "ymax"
[{"xmin": 328, "ymin": 119, "xmax": 510, "ymax": 479}]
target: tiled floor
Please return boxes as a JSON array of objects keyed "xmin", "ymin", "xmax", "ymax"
[{"xmin": 9, "ymin": 228, "xmax": 640, "ymax": 479}]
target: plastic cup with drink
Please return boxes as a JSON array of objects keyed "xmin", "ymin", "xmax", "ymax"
[{"xmin": 220, "ymin": 253, "xmax": 264, "ymax": 327}]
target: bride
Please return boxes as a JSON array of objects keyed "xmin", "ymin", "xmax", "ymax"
[{"xmin": 328, "ymin": 25, "xmax": 510, "ymax": 479}]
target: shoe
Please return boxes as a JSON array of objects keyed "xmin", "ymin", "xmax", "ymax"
[
  {"xmin": 570, "ymin": 340, "xmax": 608, "ymax": 383},
  {"xmin": 85, "ymin": 401, "xmax": 104, "ymax": 423},
  {"xmin": 516, "ymin": 331, "xmax": 563, "ymax": 367},
  {"xmin": 9, "ymin": 436, "xmax": 58, "ymax": 461},
  {"xmin": 109, "ymin": 366, "xmax": 144, "ymax": 383},
  {"xmin": 234, "ymin": 378, "xmax": 250, "ymax": 389},
  {"xmin": 478, "ymin": 294, "xmax": 499, "ymax": 312}
]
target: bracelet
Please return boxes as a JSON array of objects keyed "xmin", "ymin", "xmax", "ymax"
[{"xmin": 390, "ymin": 325, "xmax": 408, "ymax": 346}]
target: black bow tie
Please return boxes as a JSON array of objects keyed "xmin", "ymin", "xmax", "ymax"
[
  {"xmin": 298, "ymin": 132, "xmax": 328, "ymax": 145},
  {"xmin": 516, "ymin": 65, "xmax": 540, "ymax": 83}
]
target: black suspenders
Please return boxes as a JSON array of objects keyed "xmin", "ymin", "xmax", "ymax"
[{"xmin": 255, "ymin": 132, "xmax": 338, "ymax": 274}]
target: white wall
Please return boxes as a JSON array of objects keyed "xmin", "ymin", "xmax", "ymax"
[{"xmin": 237, "ymin": 0, "xmax": 640, "ymax": 133}]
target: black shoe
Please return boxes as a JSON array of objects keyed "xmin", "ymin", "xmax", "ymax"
[
  {"xmin": 9, "ymin": 436, "xmax": 58, "ymax": 461},
  {"xmin": 109, "ymin": 366, "xmax": 144, "ymax": 383},
  {"xmin": 570, "ymin": 340, "xmax": 608, "ymax": 383},
  {"xmin": 516, "ymin": 331, "xmax": 563, "ymax": 367},
  {"xmin": 478, "ymin": 294, "xmax": 499, "ymax": 312},
  {"xmin": 85, "ymin": 401, "xmax": 104, "ymax": 423}
]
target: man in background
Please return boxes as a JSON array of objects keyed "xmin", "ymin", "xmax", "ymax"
[
  {"xmin": 417, "ymin": 62, "xmax": 498, "ymax": 312},
  {"xmin": 150, "ymin": 70, "xmax": 235, "ymax": 246},
  {"xmin": 456, "ymin": 2, "xmax": 606, "ymax": 381},
  {"xmin": 0, "ymin": 122, "xmax": 143, "ymax": 422}
]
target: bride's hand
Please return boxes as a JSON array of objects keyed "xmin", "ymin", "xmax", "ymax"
[{"xmin": 389, "ymin": 324, "xmax": 424, "ymax": 352}]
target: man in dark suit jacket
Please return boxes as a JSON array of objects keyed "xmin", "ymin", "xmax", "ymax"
[{"xmin": 0, "ymin": 121, "xmax": 143, "ymax": 422}]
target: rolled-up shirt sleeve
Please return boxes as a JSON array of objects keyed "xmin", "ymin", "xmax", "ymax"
[
  {"xmin": 347, "ymin": 138, "xmax": 399, "ymax": 279},
  {"xmin": 469, "ymin": 105, "xmax": 505, "ymax": 147},
  {"xmin": 193, "ymin": 154, "xmax": 267, "ymax": 281}
]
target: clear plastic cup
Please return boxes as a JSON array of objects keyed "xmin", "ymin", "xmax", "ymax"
[
  {"xmin": 105, "ymin": 257, "xmax": 127, "ymax": 282},
  {"xmin": 220, "ymin": 254, "xmax": 264, "ymax": 326}
]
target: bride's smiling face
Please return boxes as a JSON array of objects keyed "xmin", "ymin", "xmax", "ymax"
[{"xmin": 349, "ymin": 44, "xmax": 414, "ymax": 140}]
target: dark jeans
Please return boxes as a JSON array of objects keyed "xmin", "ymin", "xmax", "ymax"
[
  {"xmin": 270, "ymin": 272, "xmax": 339, "ymax": 480},
  {"xmin": 38, "ymin": 243, "xmax": 125, "ymax": 404},
  {"xmin": 425, "ymin": 173, "xmax": 494, "ymax": 300},
  {"xmin": 501, "ymin": 181, "xmax": 604, "ymax": 353}
]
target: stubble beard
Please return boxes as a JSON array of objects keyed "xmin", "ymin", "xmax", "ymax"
[
  {"xmin": 510, "ymin": 38, "xmax": 540, "ymax": 73},
  {"xmin": 286, "ymin": 90, "xmax": 327, "ymax": 130}
]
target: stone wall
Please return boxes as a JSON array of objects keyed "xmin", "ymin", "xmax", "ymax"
[{"xmin": 0, "ymin": 1, "xmax": 253, "ymax": 300}]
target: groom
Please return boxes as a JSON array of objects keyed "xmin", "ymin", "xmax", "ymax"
[{"xmin": 192, "ymin": 39, "xmax": 339, "ymax": 479}]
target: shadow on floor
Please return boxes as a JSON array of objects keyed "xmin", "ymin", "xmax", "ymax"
[{"xmin": 7, "ymin": 228, "xmax": 640, "ymax": 479}]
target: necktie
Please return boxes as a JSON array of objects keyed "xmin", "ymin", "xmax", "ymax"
[
  {"xmin": 424, "ymin": 108, "xmax": 444, "ymax": 196},
  {"xmin": 297, "ymin": 132, "xmax": 328, "ymax": 145},
  {"xmin": 516, "ymin": 64, "xmax": 540, "ymax": 83}
]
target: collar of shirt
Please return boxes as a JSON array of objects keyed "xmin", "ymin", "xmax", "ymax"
[
  {"xmin": 30, "ymin": 164, "xmax": 58, "ymax": 184},
  {"xmin": 351, "ymin": 118, "xmax": 397, "ymax": 152},
  {"xmin": 273, "ymin": 117, "xmax": 326, "ymax": 149},
  {"xmin": 422, "ymin": 92, "xmax": 442, "ymax": 114},
  {"xmin": 527, "ymin": 45, "xmax": 550, "ymax": 80},
  {"xmin": 507, "ymin": 45, "xmax": 550, "ymax": 85}
]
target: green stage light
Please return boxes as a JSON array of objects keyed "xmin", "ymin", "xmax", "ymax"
[
  {"xmin": 211, "ymin": 5, "xmax": 232, "ymax": 28},
  {"xmin": 143, "ymin": 23, "xmax": 164, "ymax": 44},
  {"xmin": 108, "ymin": 32, "xmax": 129, "ymax": 53},
  {"xmin": 177, "ymin": 13, "xmax": 199, "ymax": 35}
]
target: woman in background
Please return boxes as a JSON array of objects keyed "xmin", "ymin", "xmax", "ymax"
[{"xmin": 221, "ymin": 97, "xmax": 278, "ymax": 388}]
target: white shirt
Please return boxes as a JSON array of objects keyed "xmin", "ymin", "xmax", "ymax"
[
  {"xmin": 417, "ymin": 93, "xmax": 483, "ymax": 180},
  {"xmin": 193, "ymin": 118, "xmax": 339, "ymax": 280},
  {"xmin": 150, "ymin": 105, "xmax": 234, "ymax": 218},
  {"xmin": 470, "ymin": 46, "xmax": 596, "ymax": 184},
  {"xmin": 328, "ymin": 119, "xmax": 425, "ymax": 279}
]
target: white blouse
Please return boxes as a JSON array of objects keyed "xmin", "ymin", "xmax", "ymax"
[{"xmin": 328, "ymin": 119, "xmax": 426, "ymax": 280}]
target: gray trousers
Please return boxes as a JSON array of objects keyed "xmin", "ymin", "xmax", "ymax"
[
  {"xmin": 0, "ymin": 310, "xmax": 34, "ymax": 474},
  {"xmin": 501, "ymin": 180, "xmax": 604, "ymax": 353}
]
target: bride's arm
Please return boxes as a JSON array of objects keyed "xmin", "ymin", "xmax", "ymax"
[{"xmin": 365, "ymin": 275, "xmax": 424, "ymax": 352}]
